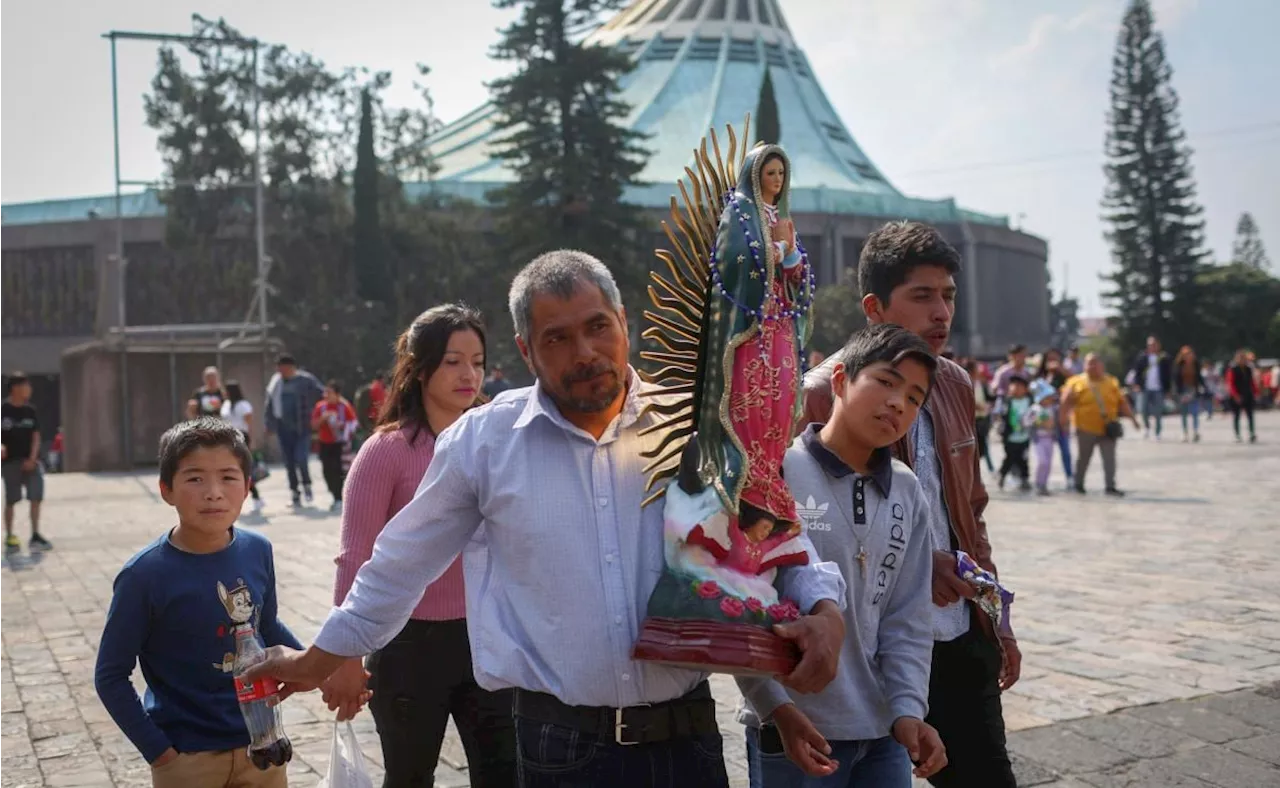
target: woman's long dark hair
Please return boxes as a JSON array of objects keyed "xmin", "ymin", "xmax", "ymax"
[
  {"xmin": 225, "ymin": 380, "xmax": 245, "ymax": 404},
  {"xmin": 378, "ymin": 304, "xmax": 487, "ymax": 445}
]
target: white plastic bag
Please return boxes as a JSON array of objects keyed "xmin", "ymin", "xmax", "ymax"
[{"xmin": 316, "ymin": 721, "xmax": 374, "ymax": 788}]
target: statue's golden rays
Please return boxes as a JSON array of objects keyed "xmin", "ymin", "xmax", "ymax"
[{"xmin": 638, "ymin": 114, "xmax": 751, "ymax": 505}]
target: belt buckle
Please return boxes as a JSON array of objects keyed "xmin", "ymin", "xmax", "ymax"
[{"xmin": 614, "ymin": 707, "xmax": 647, "ymax": 746}]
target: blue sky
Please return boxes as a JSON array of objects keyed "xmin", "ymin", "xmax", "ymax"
[{"xmin": 3, "ymin": 0, "xmax": 1277, "ymax": 316}]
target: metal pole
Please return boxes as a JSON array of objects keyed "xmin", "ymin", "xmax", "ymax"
[
  {"xmin": 253, "ymin": 43, "xmax": 269, "ymax": 374},
  {"xmin": 111, "ymin": 34, "xmax": 133, "ymax": 469},
  {"xmin": 169, "ymin": 331, "xmax": 178, "ymax": 424}
]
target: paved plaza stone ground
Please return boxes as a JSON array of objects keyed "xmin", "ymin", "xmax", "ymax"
[{"xmin": 2, "ymin": 411, "xmax": 1277, "ymax": 787}]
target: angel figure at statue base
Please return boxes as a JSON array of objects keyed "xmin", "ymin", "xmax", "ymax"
[{"xmin": 632, "ymin": 124, "xmax": 819, "ymax": 676}]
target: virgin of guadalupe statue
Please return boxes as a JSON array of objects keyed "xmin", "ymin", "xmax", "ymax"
[{"xmin": 631, "ymin": 118, "xmax": 818, "ymax": 675}]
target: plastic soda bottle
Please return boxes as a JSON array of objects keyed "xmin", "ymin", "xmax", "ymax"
[{"xmin": 232, "ymin": 623, "xmax": 294, "ymax": 770}]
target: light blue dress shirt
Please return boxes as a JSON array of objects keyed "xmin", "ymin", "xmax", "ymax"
[{"xmin": 314, "ymin": 369, "xmax": 846, "ymax": 709}]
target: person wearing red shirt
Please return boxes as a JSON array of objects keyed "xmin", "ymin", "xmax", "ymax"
[
  {"xmin": 311, "ymin": 381, "xmax": 357, "ymax": 512},
  {"xmin": 1225, "ymin": 349, "xmax": 1259, "ymax": 443}
]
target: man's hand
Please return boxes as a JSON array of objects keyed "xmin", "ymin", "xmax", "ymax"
[
  {"xmin": 891, "ymin": 717, "xmax": 947, "ymax": 779},
  {"xmin": 21, "ymin": 458, "xmax": 37, "ymax": 472},
  {"xmin": 931, "ymin": 551, "xmax": 977, "ymax": 607},
  {"xmin": 151, "ymin": 747, "xmax": 179, "ymax": 768},
  {"xmin": 772, "ymin": 704, "xmax": 838, "ymax": 777},
  {"xmin": 999, "ymin": 638, "xmax": 1022, "ymax": 690},
  {"xmin": 773, "ymin": 599, "xmax": 844, "ymax": 694},
  {"xmin": 320, "ymin": 657, "xmax": 373, "ymax": 721},
  {"xmin": 240, "ymin": 645, "xmax": 345, "ymax": 704}
]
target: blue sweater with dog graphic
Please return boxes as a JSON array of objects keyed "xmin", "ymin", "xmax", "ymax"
[{"xmin": 94, "ymin": 528, "xmax": 302, "ymax": 763}]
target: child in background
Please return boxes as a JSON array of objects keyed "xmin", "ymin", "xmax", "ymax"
[
  {"xmin": 998, "ymin": 375, "xmax": 1033, "ymax": 492},
  {"xmin": 311, "ymin": 380, "xmax": 357, "ymax": 513},
  {"xmin": 1028, "ymin": 380, "xmax": 1060, "ymax": 496},
  {"xmin": 94, "ymin": 418, "xmax": 306, "ymax": 787}
]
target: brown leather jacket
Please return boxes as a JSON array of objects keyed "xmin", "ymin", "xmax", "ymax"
[{"xmin": 800, "ymin": 355, "xmax": 1013, "ymax": 643}]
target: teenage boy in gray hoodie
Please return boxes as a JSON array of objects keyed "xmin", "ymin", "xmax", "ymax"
[{"xmin": 739, "ymin": 324, "xmax": 947, "ymax": 787}]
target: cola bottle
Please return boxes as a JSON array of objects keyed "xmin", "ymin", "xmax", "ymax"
[{"xmin": 232, "ymin": 623, "xmax": 294, "ymax": 770}]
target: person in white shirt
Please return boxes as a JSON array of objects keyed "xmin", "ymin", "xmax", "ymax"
[{"xmin": 220, "ymin": 380, "xmax": 263, "ymax": 513}]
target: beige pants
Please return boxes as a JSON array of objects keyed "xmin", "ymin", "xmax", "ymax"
[{"xmin": 151, "ymin": 749, "xmax": 287, "ymax": 788}]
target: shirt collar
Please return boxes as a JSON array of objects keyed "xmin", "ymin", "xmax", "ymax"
[
  {"xmin": 513, "ymin": 366, "xmax": 644, "ymax": 439},
  {"xmin": 801, "ymin": 423, "xmax": 893, "ymax": 496}
]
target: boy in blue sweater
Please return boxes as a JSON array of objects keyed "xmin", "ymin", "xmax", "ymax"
[
  {"xmin": 739, "ymin": 324, "xmax": 947, "ymax": 787},
  {"xmin": 94, "ymin": 418, "xmax": 303, "ymax": 787}
]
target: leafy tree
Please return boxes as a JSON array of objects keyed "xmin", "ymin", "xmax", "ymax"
[
  {"xmin": 1100, "ymin": 0, "xmax": 1208, "ymax": 355},
  {"xmin": 353, "ymin": 88, "xmax": 390, "ymax": 304},
  {"xmin": 1231, "ymin": 212, "xmax": 1271, "ymax": 270},
  {"xmin": 1193, "ymin": 263, "xmax": 1280, "ymax": 360},
  {"xmin": 487, "ymin": 0, "xmax": 651, "ymax": 311},
  {"xmin": 756, "ymin": 69, "xmax": 780, "ymax": 146},
  {"xmin": 144, "ymin": 15, "xmax": 452, "ymax": 390},
  {"xmin": 808, "ymin": 280, "xmax": 866, "ymax": 357}
]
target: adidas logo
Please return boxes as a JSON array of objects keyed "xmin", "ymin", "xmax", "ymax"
[{"xmin": 796, "ymin": 495, "xmax": 832, "ymax": 532}]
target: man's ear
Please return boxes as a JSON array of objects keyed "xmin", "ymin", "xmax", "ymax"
[
  {"xmin": 861, "ymin": 293, "xmax": 883, "ymax": 323},
  {"xmin": 515, "ymin": 335, "xmax": 536, "ymax": 376},
  {"xmin": 159, "ymin": 480, "xmax": 175, "ymax": 506}
]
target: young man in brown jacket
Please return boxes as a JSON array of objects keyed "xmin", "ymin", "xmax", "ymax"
[{"xmin": 802, "ymin": 221, "xmax": 1022, "ymax": 787}]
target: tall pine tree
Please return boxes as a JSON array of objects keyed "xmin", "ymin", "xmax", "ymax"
[
  {"xmin": 487, "ymin": 0, "xmax": 650, "ymax": 298},
  {"xmin": 353, "ymin": 87, "xmax": 390, "ymax": 304},
  {"xmin": 1231, "ymin": 212, "xmax": 1271, "ymax": 270},
  {"xmin": 756, "ymin": 69, "xmax": 780, "ymax": 145},
  {"xmin": 1100, "ymin": 0, "xmax": 1207, "ymax": 354}
]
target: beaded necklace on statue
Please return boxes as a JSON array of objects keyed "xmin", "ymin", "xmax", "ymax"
[{"xmin": 707, "ymin": 190, "xmax": 816, "ymax": 363}]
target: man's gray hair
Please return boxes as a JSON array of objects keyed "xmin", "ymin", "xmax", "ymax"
[{"xmin": 508, "ymin": 249, "xmax": 624, "ymax": 339}]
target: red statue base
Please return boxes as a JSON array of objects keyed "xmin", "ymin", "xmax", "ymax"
[{"xmin": 632, "ymin": 616, "xmax": 800, "ymax": 676}]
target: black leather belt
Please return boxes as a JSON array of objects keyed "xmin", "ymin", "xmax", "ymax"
[{"xmin": 512, "ymin": 681, "xmax": 718, "ymax": 746}]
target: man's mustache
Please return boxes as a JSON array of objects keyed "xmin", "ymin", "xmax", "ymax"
[{"xmin": 564, "ymin": 362, "xmax": 616, "ymax": 384}]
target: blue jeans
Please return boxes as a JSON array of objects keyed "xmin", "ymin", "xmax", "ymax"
[
  {"xmin": 1056, "ymin": 430, "xmax": 1073, "ymax": 479},
  {"xmin": 1179, "ymin": 396, "xmax": 1201, "ymax": 434},
  {"xmin": 746, "ymin": 727, "xmax": 911, "ymax": 788},
  {"xmin": 1141, "ymin": 390, "xmax": 1165, "ymax": 436},
  {"xmin": 275, "ymin": 429, "xmax": 312, "ymax": 494}
]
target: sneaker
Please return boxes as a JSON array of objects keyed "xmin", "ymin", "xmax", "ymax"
[
  {"xmin": 1018, "ymin": 480, "xmax": 1032, "ymax": 492},
  {"xmin": 1071, "ymin": 485, "xmax": 1087, "ymax": 495},
  {"xmin": 1250, "ymin": 434, "xmax": 1258, "ymax": 443},
  {"xmin": 1104, "ymin": 487, "xmax": 1126, "ymax": 497},
  {"xmin": 252, "ymin": 498, "xmax": 265, "ymax": 514},
  {"xmin": 1036, "ymin": 487, "xmax": 1051, "ymax": 496},
  {"xmin": 4, "ymin": 534, "xmax": 20, "ymax": 552},
  {"xmin": 998, "ymin": 473, "xmax": 1007, "ymax": 490},
  {"xmin": 1181, "ymin": 433, "xmax": 1189, "ymax": 443},
  {"xmin": 29, "ymin": 534, "xmax": 53, "ymax": 551},
  {"xmin": 1193, "ymin": 433, "xmax": 1201, "ymax": 443},
  {"xmin": 303, "ymin": 486, "xmax": 314, "ymax": 504},
  {"xmin": 291, "ymin": 492, "xmax": 302, "ymax": 508},
  {"xmin": 329, "ymin": 500, "xmax": 343, "ymax": 514}
]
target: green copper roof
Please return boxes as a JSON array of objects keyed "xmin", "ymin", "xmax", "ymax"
[
  {"xmin": 1, "ymin": 0, "xmax": 1009, "ymax": 229},
  {"xmin": 421, "ymin": 0, "xmax": 1010, "ymax": 227}
]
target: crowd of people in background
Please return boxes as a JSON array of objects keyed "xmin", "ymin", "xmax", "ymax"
[{"xmin": 945, "ymin": 337, "xmax": 1272, "ymax": 500}]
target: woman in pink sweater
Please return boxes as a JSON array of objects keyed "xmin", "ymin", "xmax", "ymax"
[{"xmin": 324, "ymin": 304, "xmax": 516, "ymax": 786}]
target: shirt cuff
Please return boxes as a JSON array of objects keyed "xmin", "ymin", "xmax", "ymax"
[
  {"xmin": 312, "ymin": 606, "xmax": 378, "ymax": 658},
  {"xmin": 889, "ymin": 695, "xmax": 928, "ymax": 725},
  {"xmin": 736, "ymin": 677, "xmax": 792, "ymax": 723},
  {"xmin": 785, "ymin": 559, "xmax": 847, "ymax": 614}
]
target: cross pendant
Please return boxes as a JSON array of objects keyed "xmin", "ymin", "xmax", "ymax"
[{"xmin": 857, "ymin": 547, "xmax": 868, "ymax": 572}]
